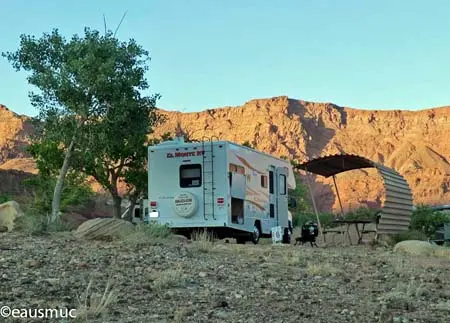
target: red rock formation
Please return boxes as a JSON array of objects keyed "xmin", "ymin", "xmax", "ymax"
[
  {"xmin": 2, "ymin": 97, "xmax": 450, "ymax": 212},
  {"xmin": 152, "ymin": 96, "xmax": 450, "ymax": 211}
]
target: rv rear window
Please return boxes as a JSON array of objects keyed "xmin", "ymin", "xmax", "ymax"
[{"xmin": 180, "ymin": 164, "xmax": 202, "ymax": 188}]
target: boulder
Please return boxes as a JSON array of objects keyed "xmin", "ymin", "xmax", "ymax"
[
  {"xmin": 74, "ymin": 218, "xmax": 134, "ymax": 240},
  {"xmin": 393, "ymin": 240, "xmax": 437, "ymax": 257},
  {"xmin": 168, "ymin": 234, "xmax": 189, "ymax": 243},
  {"xmin": 0, "ymin": 201, "xmax": 24, "ymax": 232}
]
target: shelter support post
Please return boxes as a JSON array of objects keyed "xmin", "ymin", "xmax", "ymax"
[
  {"xmin": 332, "ymin": 175, "xmax": 345, "ymax": 218},
  {"xmin": 303, "ymin": 170, "xmax": 322, "ymax": 234}
]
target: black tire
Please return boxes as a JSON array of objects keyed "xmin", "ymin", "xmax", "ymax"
[{"xmin": 250, "ymin": 223, "xmax": 261, "ymax": 244}]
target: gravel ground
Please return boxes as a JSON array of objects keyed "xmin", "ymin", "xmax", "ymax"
[{"xmin": 0, "ymin": 232, "xmax": 449, "ymax": 323}]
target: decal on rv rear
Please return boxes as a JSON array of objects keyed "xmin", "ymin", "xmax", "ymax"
[{"xmin": 167, "ymin": 151, "xmax": 204, "ymax": 158}]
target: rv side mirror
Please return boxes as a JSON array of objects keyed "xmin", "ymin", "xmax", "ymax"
[{"xmin": 288, "ymin": 198, "xmax": 297, "ymax": 208}]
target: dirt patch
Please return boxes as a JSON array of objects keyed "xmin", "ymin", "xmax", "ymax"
[{"xmin": 0, "ymin": 232, "xmax": 449, "ymax": 322}]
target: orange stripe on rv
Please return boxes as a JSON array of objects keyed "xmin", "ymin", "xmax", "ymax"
[{"xmin": 235, "ymin": 156, "xmax": 265, "ymax": 175}]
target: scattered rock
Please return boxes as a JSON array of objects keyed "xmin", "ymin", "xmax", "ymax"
[
  {"xmin": 74, "ymin": 218, "xmax": 134, "ymax": 240},
  {"xmin": 0, "ymin": 231, "xmax": 448, "ymax": 322}
]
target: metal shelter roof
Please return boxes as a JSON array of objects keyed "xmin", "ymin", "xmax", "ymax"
[
  {"xmin": 296, "ymin": 154, "xmax": 376, "ymax": 178},
  {"xmin": 296, "ymin": 154, "xmax": 414, "ymax": 235}
]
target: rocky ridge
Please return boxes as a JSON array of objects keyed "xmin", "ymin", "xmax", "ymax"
[{"xmin": 2, "ymin": 97, "xmax": 450, "ymax": 212}]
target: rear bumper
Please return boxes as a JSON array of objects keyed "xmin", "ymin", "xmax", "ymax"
[{"xmin": 146, "ymin": 217, "xmax": 226, "ymax": 228}]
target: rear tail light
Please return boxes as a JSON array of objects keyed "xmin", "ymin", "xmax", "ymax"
[
  {"xmin": 217, "ymin": 197, "xmax": 224, "ymax": 204},
  {"xmin": 150, "ymin": 201, "xmax": 157, "ymax": 207}
]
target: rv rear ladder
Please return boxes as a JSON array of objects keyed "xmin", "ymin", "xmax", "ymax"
[{"xmin": 202, "ymin": 136, "xmax": 218, "ymax": 220}]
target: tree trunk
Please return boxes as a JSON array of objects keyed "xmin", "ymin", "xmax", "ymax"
[
  {"xmin": 124, "ymin": 194, "xmax": 139, "ymax": 222},
  {"xmin": 50, "ymin": 137, "xmax": 76, "ymax": 223},
  {"xmin": 111, "ymin": 192, "xmax": 122, "ymax": 219}
]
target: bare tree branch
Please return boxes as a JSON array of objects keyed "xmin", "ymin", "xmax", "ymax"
[{"xmin": 114, "ymin": 11, "xmax": 128, "ymax": 37}]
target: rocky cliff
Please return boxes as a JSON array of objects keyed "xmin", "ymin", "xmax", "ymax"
[
  {"xmin": 0, "ymin": 105, "xmax": 33, "ymax": 164},
  {"xmin": 2, "ymin": 97, "xmax": 450, "ymax": 212},
  {"xmin": 151, "ymin": 96, "xmax": 450, "ymax": 212}
]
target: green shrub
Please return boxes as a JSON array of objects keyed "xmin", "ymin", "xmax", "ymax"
[
  {"xmin": 410, "ymin": 205, "xmax": 450, "ymax": 239},
  {"xmin": 0, "ymin": 195, "xmax": 11, "ymax": 204},
  {"xmin": 389, "ymin": 230, "xmax": 428, "ymax": 245},
  {"xmin": 119, "ymin": 223, "xmax": 172, "ymax": 246},
  {"xmin": 344, "ymin": 207, "xmax": 380, "ymax": 221},
  {"xmin": 288, "ymin": 174, "xmax": 312, "ymax": 215},
  {"xmin": 139, "ymin": 223, "xmax": 172, "ymax": 238},
  {"xmin": 14, "ymin": 212, "xmax": 70, "ymax": 236},
  {"xmin": 23, "ymin": 171, "xmax": 94, "ymax": 215}
]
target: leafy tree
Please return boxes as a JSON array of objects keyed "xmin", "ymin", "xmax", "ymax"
[
  {"xmin": 3, "ymin": 27, "xmax": 162, "ymax": 220},
  {"xmin": 24, "ymin": 140, "xmax": 93, "ymax": 215},
  {"xmin": 288, "ymin": 173, "xmax": 311, "ymax": 214},
  {"xmin": 242, "ymin": 141, "xmax": 254, "ymax": 148},
  {"xmin": 122, "ymin": 132, "xmax": 173, "ymax": 220}
]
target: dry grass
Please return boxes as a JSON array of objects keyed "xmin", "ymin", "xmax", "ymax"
[
  {"xmin": 434, "ymin": 301, "xmax": 450, "ymax": 312},
  {"xmin": 151, "ymin": 269, "xmax": 186, "ymax": 291},
  {"xmin": 282, "ymin": 250, "xmax": 307, "ymax": 267},
  {"xmin": 306, "ymin": 261, "xmax": 340, "ymax": 276},
  {"xmin": 189, "ymin": 230, "xmax": 216, "ymax": 253},
  {"xmin": 118, "ymin": 223, "xmax": 172, "ymax": 247},
  {"xmin": 433, "ymin": 246, "xmax": 450, "ymax": 259},
  {"xmin": 75, "ymin": 278, "xmax": 117, "ymax": 321},
  {"xmin": 379, "ymin": 280, "xmax": 430, "ymax": 315},
  {"xmin": 387, "ymin": 255, "xmax": 416, "ymax": 276},
  {"xmin": 173, "ymin": 307, "xmax": 194, "ymax": 323}
]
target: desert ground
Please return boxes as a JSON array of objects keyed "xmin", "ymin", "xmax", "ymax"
[{"xmin": 1, "ymin": 228, "xmax": 449, "ymax": 323}]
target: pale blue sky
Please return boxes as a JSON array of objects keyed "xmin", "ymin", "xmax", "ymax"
[{"xmin": 1, "ymin": 0, "xmax": 450, "ymax": 117}]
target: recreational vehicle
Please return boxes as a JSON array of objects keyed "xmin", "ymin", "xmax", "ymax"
[{"xmin": 146, "ymin": 136, "xmax": 296, "ymax": 244}]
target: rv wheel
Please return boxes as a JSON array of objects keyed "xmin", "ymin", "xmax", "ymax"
[{"xmin": 250, "ymin": 224, "xmax": 261, "ymax": 244}]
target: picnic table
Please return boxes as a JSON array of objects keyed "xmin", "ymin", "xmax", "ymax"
[{"xmin": 323, "ymin": 219, "xmax": 376, "ymax": 245}]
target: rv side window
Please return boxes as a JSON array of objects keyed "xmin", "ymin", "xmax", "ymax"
[
  {"xmin": 180, "ymin": 164, "xmax": 202, "ymax": 188},
  {"xmin": 261, "ymin": 175, "xmax": 268, "ymax": 188},
  {"xmin": 279, "ymin": 174, "xmax": 287, "ymax": 195},
  {"xmin": 270, "ymin": 204, "xmax": 274, "ymax": 218},
  {"xmin": 269, "ymin": 171, "xmax": 274, "ymax": 194}
]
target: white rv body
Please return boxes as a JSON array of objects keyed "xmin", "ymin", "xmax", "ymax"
[{"xmin": 147, "ymin": 137, "xmax": 296, "ymax": 243}]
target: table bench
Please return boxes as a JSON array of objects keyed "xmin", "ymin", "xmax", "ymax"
[{"xmin": 323, "ymin": 219, "xmax": 377, "ymax": 245}]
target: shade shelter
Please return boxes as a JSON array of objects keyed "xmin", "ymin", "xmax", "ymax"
[{"xmin": 295, "ymin": 154, "xmax": 414, "ymax": 236}]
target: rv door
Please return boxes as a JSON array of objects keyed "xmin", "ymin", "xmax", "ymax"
[{"xmin": 276, "ymin": 167, "xmax": 288, "ymax": 228}]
